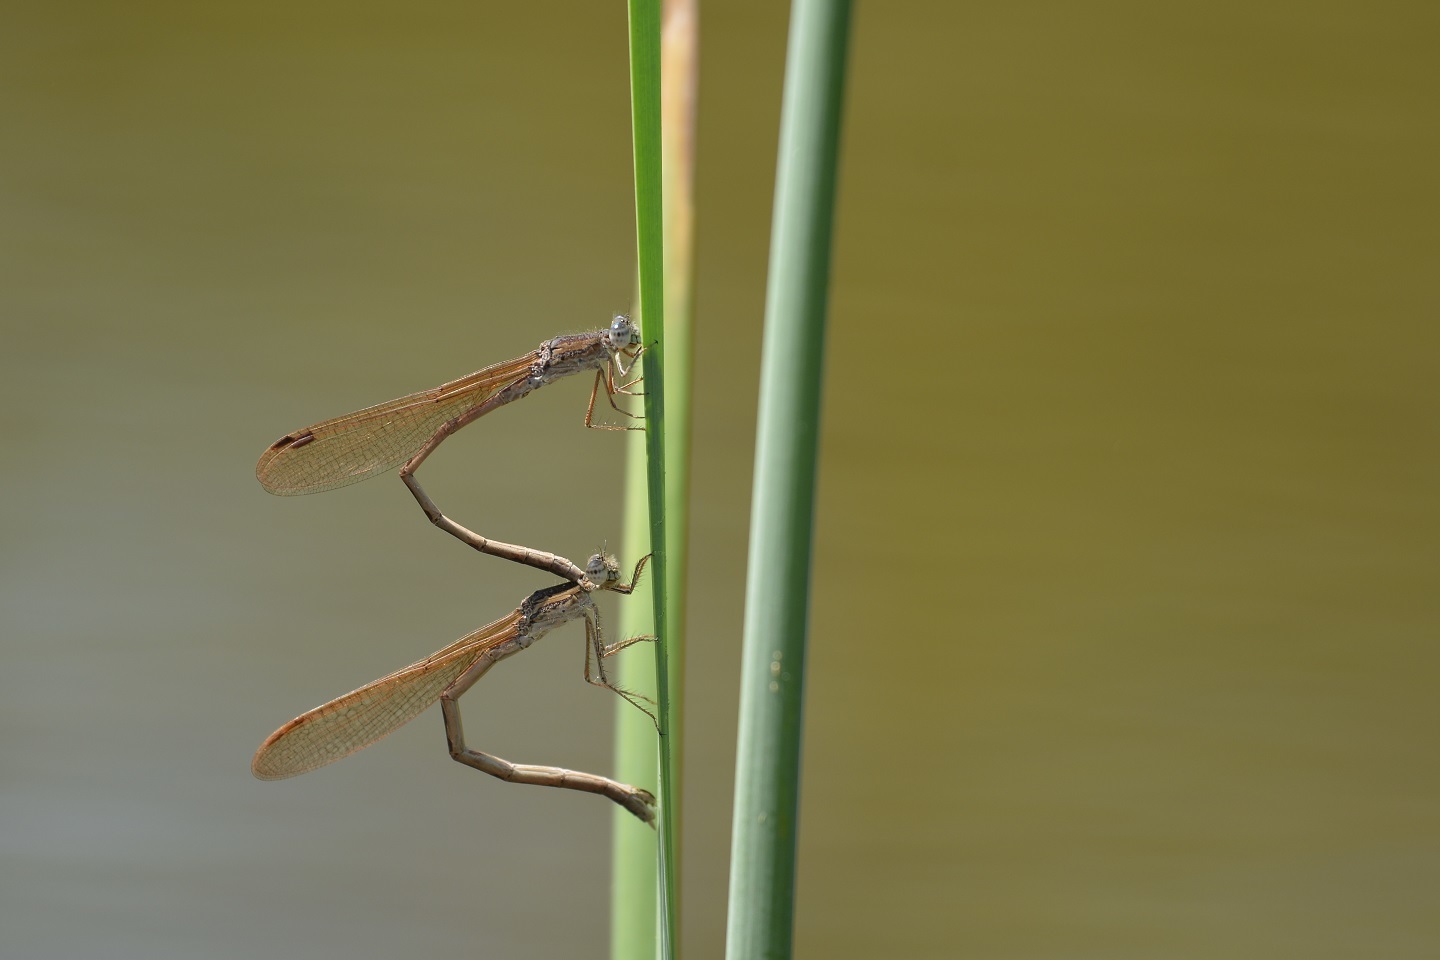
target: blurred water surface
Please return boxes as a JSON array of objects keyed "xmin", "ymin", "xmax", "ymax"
[{"xmin": 2, "ymin": 2, "xmax": 1436, "ymax": 958}]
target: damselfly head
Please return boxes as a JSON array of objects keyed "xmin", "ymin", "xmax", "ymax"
[
  {"xmin": 607, "ymin": 314, "xmax": 641, "ymax": 349},
  {"xmin": 585, "ymin": 552, "xmax": 621, "ymax": 584}
]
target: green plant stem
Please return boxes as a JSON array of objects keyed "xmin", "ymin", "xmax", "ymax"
[
  {"xmin": 611, "ymin": 0, "xmax": 690, "ymax": 958},
  {"xmin": 725, "ymin": 1, "xmax": 852, "ymax": 958},
  {"xmin": 611, "ymin": 430, "xmax": 658, "ymax": 957}
]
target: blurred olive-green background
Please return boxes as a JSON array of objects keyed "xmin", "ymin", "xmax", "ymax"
[{"xmin": 3, "ymin": 2, "xmax": 1436, "ymax": 957}]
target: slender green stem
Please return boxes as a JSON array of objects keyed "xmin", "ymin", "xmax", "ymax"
[
  {"xmin": 653, "ymin": 1, "xmax": 697, "ymax": 862},
  {"xmin": 611, "ymin": 431, "xmax": 658, "ymax": 956},
  {"xmin": 725, "ymin": 2, "xmax": 852, "ymax": 958},
  {"xmin": 611, "ymin": 1, "xmax": 690, "ymax": 958}
]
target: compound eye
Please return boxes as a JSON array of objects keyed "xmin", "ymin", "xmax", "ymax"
[
  {"xmin": 586, "ymin": 553, "xmax": 609, "ymax": 579},
  {"xmin": 611, "ymin": 315, "xmax": 637, "ymax": 344}
]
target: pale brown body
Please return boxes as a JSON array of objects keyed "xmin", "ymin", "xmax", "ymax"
[
  {"xmin": 252, "ymin": 554, "xmax": 656, "ymax": 823},
  {"xmin": 255, "ymin": 317, "xmax": 643, "ymax": 582}
]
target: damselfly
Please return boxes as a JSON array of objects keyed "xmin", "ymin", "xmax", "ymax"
[
  {"xmin": 255, "ymin": 316, "xmax": 643, "ymax": 583},
  {"xmin": 252, "ymin": 553, "xmax": 656, "ymax": 823}
]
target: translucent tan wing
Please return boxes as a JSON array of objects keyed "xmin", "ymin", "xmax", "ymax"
[
  {"xmin": 256, "ymin": 353, "xmax": 537, "ymax": 495},
  {"xmin": 252, "ymin": 609, "xmax": 525, "ymax": 779}
]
